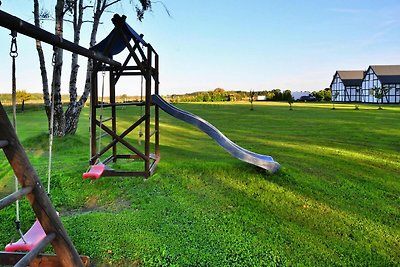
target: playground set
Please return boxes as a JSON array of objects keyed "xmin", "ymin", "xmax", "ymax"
[{"xmin": 0, "ymin": 10, "xmax": 279, "ymax": 266}]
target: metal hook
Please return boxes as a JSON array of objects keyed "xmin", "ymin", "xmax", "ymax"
[{"xmin": 9, "ymin": 31, "xmax": 18, "ymax": 58}]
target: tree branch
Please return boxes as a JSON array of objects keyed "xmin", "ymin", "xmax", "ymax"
[
  {"xmin": 153, "ymin": 1, "xmax": 171, "ymax": 18},
  {"xmin": 104, "ymin": 0, "xmax": 121, "ymax": 9}
]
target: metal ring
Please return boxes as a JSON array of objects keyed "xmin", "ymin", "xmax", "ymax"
[{"xmin": 9, "ymin": 51, "xmax": 18, "ymax": 58}]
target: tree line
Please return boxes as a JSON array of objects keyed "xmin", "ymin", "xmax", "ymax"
[{"xmin": 167, "ymin": 88, "xmax": 332, "ymax": 103}]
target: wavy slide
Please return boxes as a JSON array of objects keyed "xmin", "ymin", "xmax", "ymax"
[{"xmin": 152, "ymin": 95, "xmax": 280, "ymax": 173}]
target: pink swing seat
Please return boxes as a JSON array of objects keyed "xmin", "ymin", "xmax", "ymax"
[
  {"xmin": 82, "ymin": 163, "xmax": 106, "ymax": 180},
  {"xmin": 5, "ymin": 219, "xmax": 46, "ymax": 252}
]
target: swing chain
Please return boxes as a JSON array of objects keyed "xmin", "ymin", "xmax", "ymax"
[{"xmin": 9, "ymin": 30, "xmax": 18, "ymax": 58}]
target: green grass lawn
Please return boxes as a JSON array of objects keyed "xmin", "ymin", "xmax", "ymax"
[{"xmin": 0, "ymin": 101, "xmax": 399, "ymax": 266}]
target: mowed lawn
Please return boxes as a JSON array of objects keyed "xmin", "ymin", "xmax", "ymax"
[{"xmin": 0, "ymin": 101, "xmax": 399, "ymax": 266}]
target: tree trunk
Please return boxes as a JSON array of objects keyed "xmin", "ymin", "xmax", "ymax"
[
  {"xmin": 33, "ymin": 0, "xmax": 51, "ymax": 128},
  {"xmin": 65, "ymin": 0, "xmax": 84, "ymax": 134},
  {"xmin": 51, "ymin": 0, "xmax": 66, "ymax": 137},
  {"xmin": 65, "ymin": 0, "xmax": 110, "ymax": 134}
]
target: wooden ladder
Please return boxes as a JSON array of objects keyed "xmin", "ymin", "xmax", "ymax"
[{"xmin": 0, "ymin": 103, "xmax": 88, "ymax": 267}]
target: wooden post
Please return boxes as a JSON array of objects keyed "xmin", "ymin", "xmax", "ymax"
[
  {"xmin": 110, "ymin": 68, "xmax": 117, "ymax": 162},
  {"xmin": 154, "ymin": 52, "xmax": 160, "ymax": 158},
  {"xmin": 144, "ymin": 45, "xmax": 152, "ymax": 177},
  {"xmin": 0, "ymin": 103, "xmax": 84, "ymax": 267}
]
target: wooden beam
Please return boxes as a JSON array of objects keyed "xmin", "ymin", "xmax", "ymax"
[
  {"xmin": 154, "ymin": 53, "xmax": 160, "ymax": 159},
  {"xmin": 0, "ymin": 186, "xmax": 33, "ymax": 210},
  {"xmin": 144, "ymin": 44, "xmax": 153, "ymax": 177},
  {"xmin": 0, "ymin": 103, "xmax": 84, "ymax": 267},
  {"xmin": 0, "ymin": 139, "xmax": 9, "ymax": 148},
  {"xmin": 0, "ymin": 252, "xmax": 90, "ymax": 267},
  {"xmin": 0, "ymin": 10, "xmax": 120, "ymax": 67},
  {"xmin": 15, "ymin": 233, "xmax": 56, "ymax": 267}
]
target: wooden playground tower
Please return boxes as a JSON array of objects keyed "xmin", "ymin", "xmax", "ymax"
[
  {"xmin": 88, "ymin": 14, "xmax": 160, "ymax": 178},
  {"xmin": 0, "ymin": 10, "xmax": 157, "ymax": 266}
]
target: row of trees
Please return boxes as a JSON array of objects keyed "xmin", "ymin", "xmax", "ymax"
[
  {"xmin": 311, "ymin": 88, "xmax": 332, "ymax": 102},
  {"xmin": 0, "ymin": 91, "xmax": 34, "ymax": 103},
  {"xmin": 167, "ymin": 88, "xmax": 333, "ymax": 103},
  {"xmin": 169, "ymin": 88, "xmax": 248, "ymax": 103}
]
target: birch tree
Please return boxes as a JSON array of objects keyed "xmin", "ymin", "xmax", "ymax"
[{"xmin": 33, "ymin": 0, "xmax": 153, "ymax": 136}]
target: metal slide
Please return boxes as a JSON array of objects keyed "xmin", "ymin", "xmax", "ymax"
[{"xmin": 152, "ymin": 95, "xmax": 280, "ymax": 173}]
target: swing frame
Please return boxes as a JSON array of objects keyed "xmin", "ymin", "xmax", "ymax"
[{"xmin": 0, "ymin": 9, "xmax": 119, "ymax": 266}]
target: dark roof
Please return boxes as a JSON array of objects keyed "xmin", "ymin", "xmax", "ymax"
[
  {"xmin": 331, "ymin": 70, "xmax": 364, "ymax": 87},
  {"xmin": 91, "ymin": 14, "xmax": 147, "ymax": 57},
  {"xmin": 369, "ymin": 65, "xmax": 400, "ymax": 84}
]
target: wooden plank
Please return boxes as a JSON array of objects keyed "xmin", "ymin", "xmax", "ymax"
[
  {"xmin": 0, "ymin": 252, "xmax": 90, "ymax": 267},
  {"xmin": 0, "ymin": 103, "xmax": 84, "ymax": 267},
  {"xmin": 115, "ymin": 154, "xmax": 143, "ymax": 160},
  {"xmin": 102, "ymin": 169, "xmax": 148, "ymax": 177},
  {"xmin": 0, "ymin": 186, "xmax": 32, "ymax": 210},
  {"xmin": 117, "ymin": 71, "xmax": 143, "ymax": 76}
]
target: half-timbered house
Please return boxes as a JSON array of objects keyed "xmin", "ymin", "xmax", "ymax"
[
  {"xmin": 361, "ymin": 65, "xmax": 400, "ymax": 103},
  {"xmin": 331, "ymin": 70, "xmax": 364, "ymax": 102}
]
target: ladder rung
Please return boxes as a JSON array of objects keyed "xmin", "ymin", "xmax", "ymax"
[
  {"xmin": 0, "ymin": 186, "xmax": 33, "ymax": 210},
  {"xmin": 149, "ymin": 130, "xmax": 158, "ymax": 138},
  {"xmin": 96, "ymin": 132, "xmax": 109, "ymax": 140},
  {"xmin": 101, "ymin": 117, "xmax": 113, "ymax": 123},
  {"xmin": 0, "ymin": 140, "xmax": 9, "ymax": 148},
  {"xmin": 15, "ymin": 232, "xmax": 56, "ymax": 267}
]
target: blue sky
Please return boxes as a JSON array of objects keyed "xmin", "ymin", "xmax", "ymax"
[{"xmin": 1, "ymin": 0, "xmax": 400, "ymax": 95}]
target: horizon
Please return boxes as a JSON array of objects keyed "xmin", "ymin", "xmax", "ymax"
[
  {"xmin": 1, "ymin": 1, "xmax": 400, "ymax": 96},
  {"xmin": 0, "ymin": 87, "xmax": 318, "ymax": 98}
]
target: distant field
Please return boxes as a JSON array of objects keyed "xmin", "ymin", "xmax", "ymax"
[{"xmin": 0, "ymin": 101, "xmax": 399, "ymax": 266}]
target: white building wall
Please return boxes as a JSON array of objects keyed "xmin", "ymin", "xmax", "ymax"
[
  {"xmin": 346, "ymin": 86, "xmax": 362, "ymax": 102},
  {"xmin": 362, "ymin": 68, "xmax": 381, "ymax": 103},
  {"xmin": 331, "ymin": 74, "xmax": 345, "ymax": 102}
]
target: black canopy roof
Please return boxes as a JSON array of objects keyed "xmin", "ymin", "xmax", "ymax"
[{"xmin": 91, "ymin": 14, "xmax": 147, "ymax": 57}]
